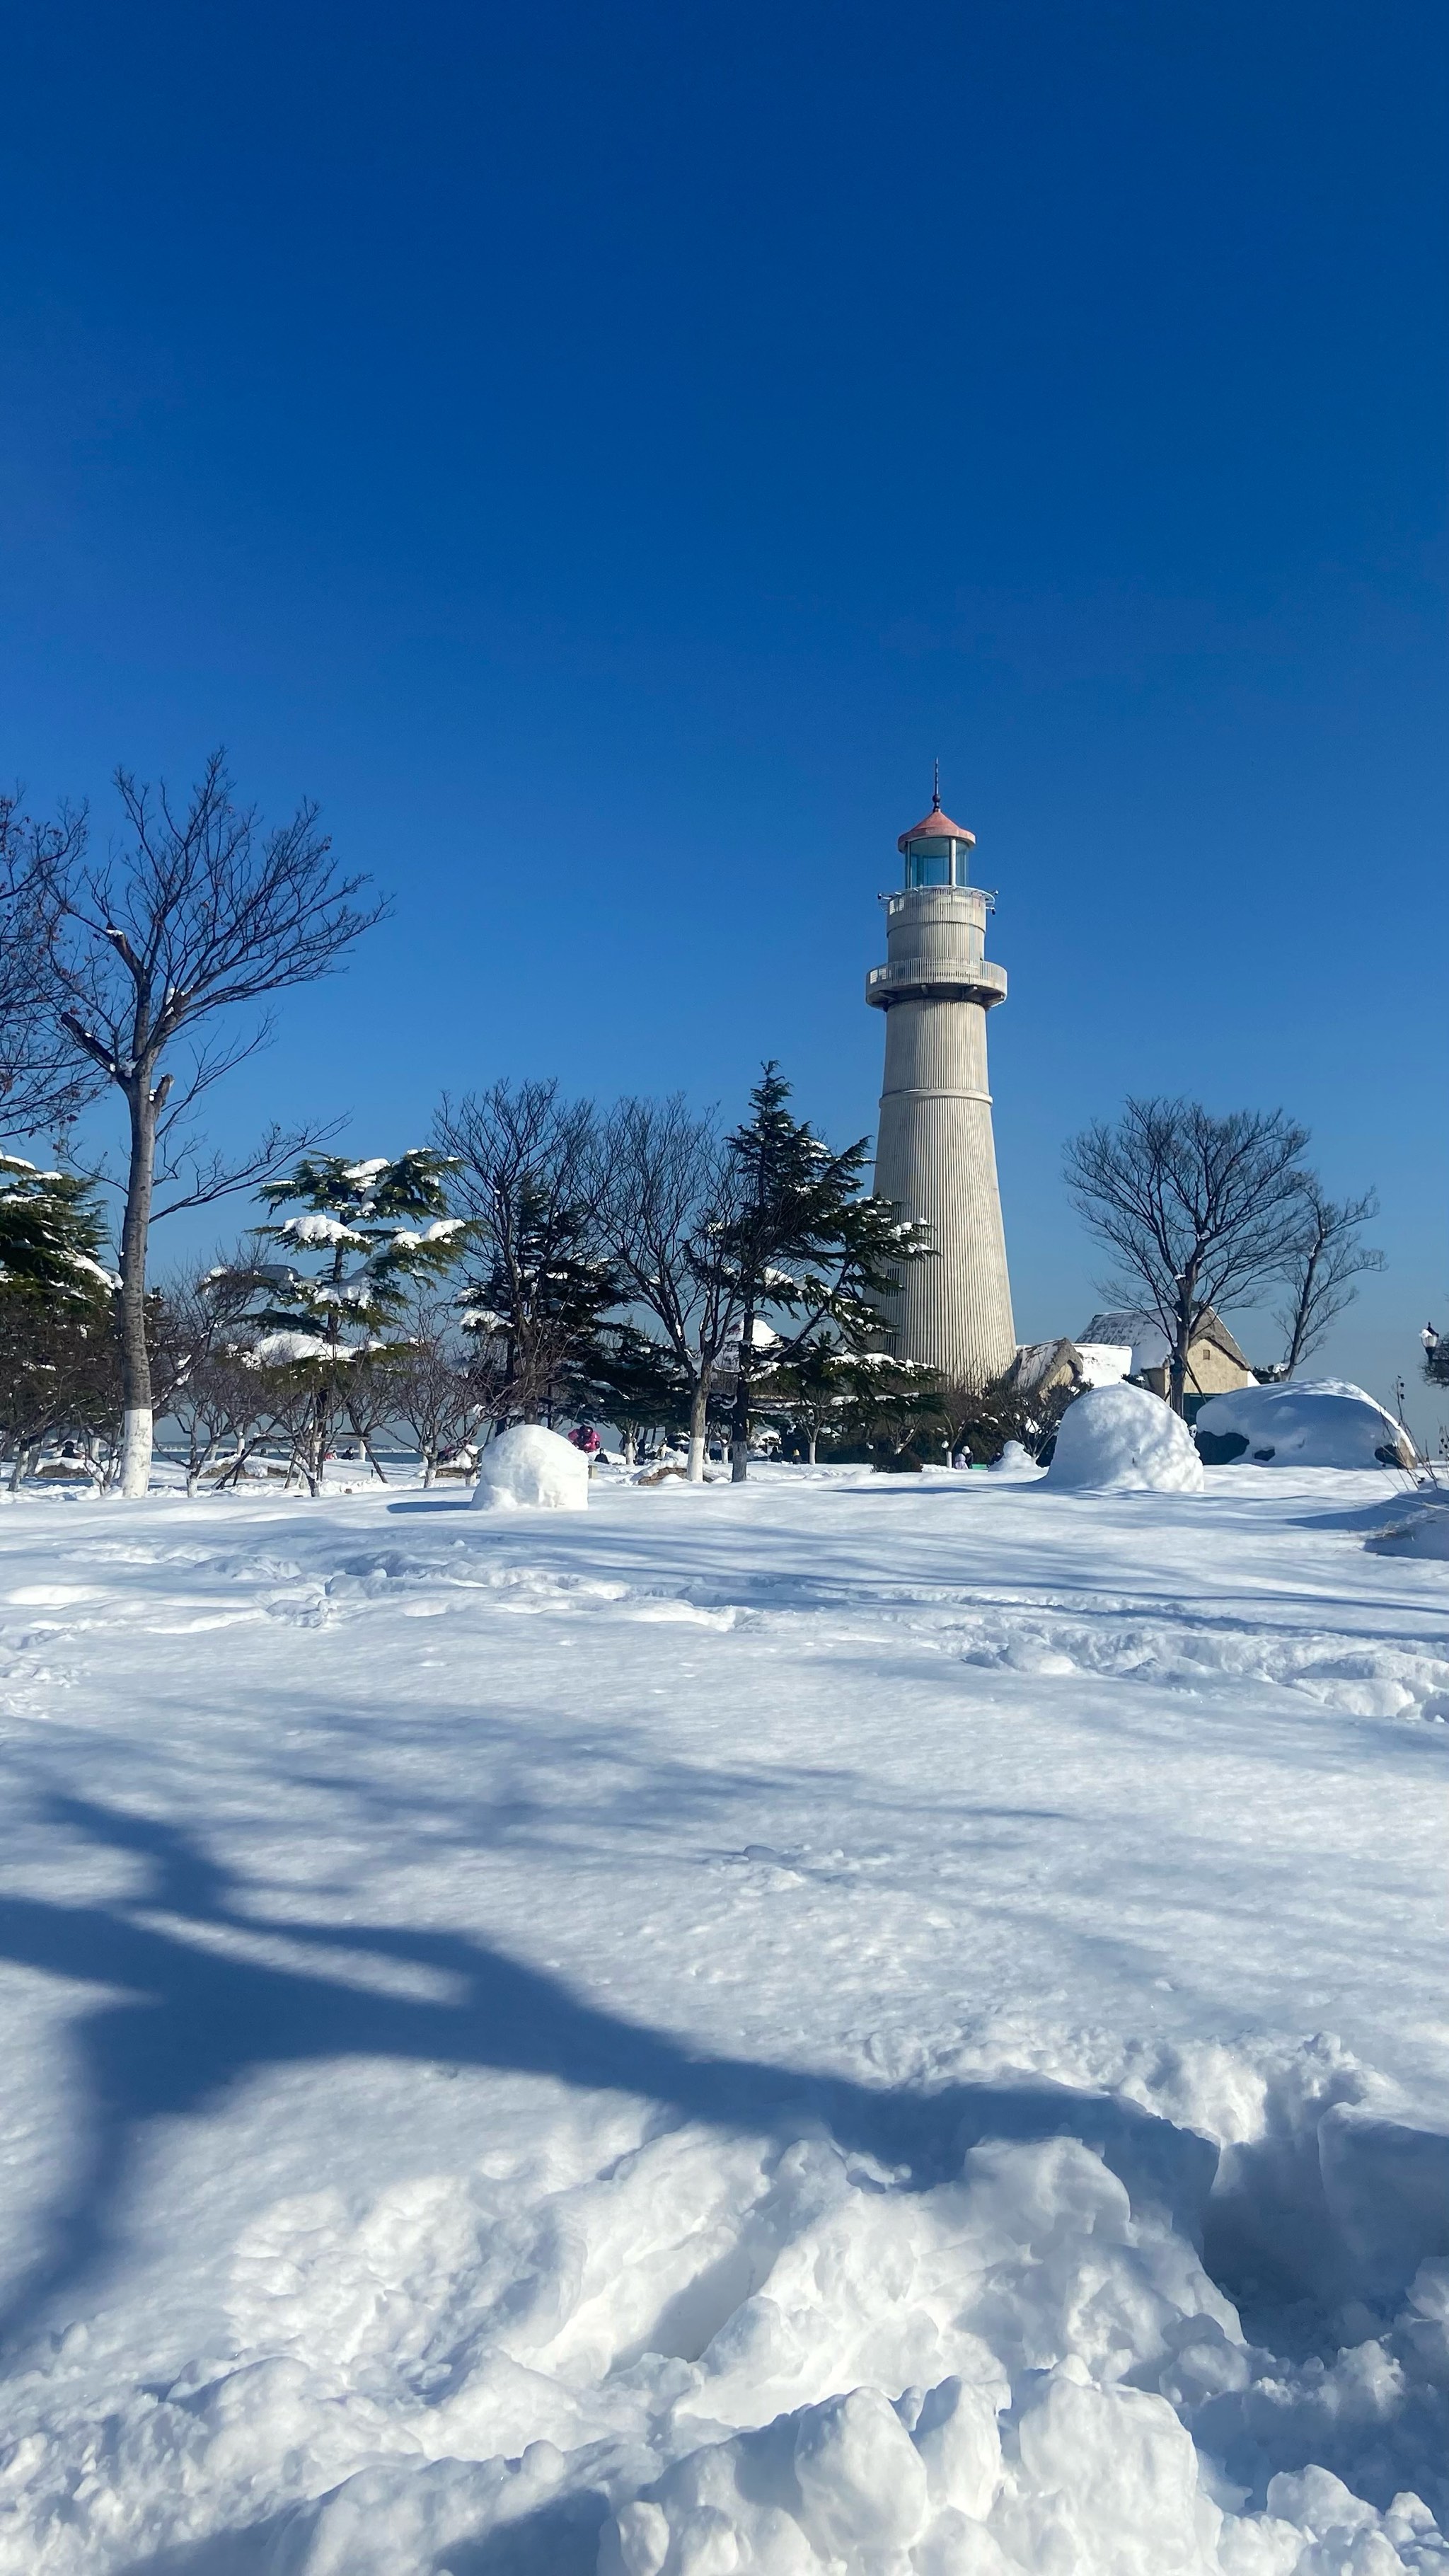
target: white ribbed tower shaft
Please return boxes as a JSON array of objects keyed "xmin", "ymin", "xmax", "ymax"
[{"xmin": 867, "ymin": 810, "xmax": 1015, "ymax": 1387}]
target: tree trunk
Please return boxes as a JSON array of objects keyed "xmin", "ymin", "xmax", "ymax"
[
  {"xmin": 807, "ymin": 1427, "xmax": 819, "ymax": 1465},
  {"xmin": 729, "ymin": 1309, "xmax": 754, "ymax": 1482},
  {"xmin": 1168, "ymin": 1278, "xmax": 1195, "ymax": 1418},
  {"xmin": 1282, "ymin": 1247, "xmax": 1319, "ymax": 1379},
  {"xmin": 353, "ymin": 1419, "xmax": 388, "ymax": 1482},
  {"xmin": 687, "ymin": 1369, "xmax": 712, "ymax": 1484},
  {"xmin": 117, "ymin": 1079, "xmax": 160, "ymax": 1497},
  {"xmin": 184, "ymin": 1434, "xmax": 217, "ymax": 1498}
]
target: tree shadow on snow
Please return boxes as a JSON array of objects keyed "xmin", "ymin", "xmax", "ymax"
[
  {"xmin": 5, "ymin": 1796, "xmax": 1446, "ymax": 2432},
  {"xmin": 0, "ymin": 1794, "xmax": 1222, "ymax": 2366}
]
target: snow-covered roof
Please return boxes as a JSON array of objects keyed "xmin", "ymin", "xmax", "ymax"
[
  {"xmin": 1012, "ymin": 1338, "xmax": 1131, "ymax": 1393},
  {"xmin": 1079, "ymin": 1308, "xmax": 1250, "ymax": 1377},
  {"xmin": 1074, "ymin": 1342, "xmax": 1132, "ymax": 1388},
  {"xmin": 1012, "ymin": 1339, "xmax": 1077, "ymax": 1392}
]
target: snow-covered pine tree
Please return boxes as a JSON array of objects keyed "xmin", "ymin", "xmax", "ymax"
[
  {"xmin": 756, "ymin": 1335, "xmax": 942, "ymax": 1466},
  {"xmin": 720, "ymin": 1064, "xmax": 932, "ymax": 1480},
  {"xmin": 0, "ymin": 1158, "xmax": 120, "ymax": 1485},
  {"xmin": 223, "ymin": 1151, "xmax": 467, "ymax": 1493},
  {"xmin": 0, "ymin": 1156, "xmax": 115, "ymax": 1302},
  {"xmin": 454, "ymin": 1175, "xmax": 622, "ymax": 1428}
]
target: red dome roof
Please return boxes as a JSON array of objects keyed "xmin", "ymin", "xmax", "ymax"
[{"xmin": 897, "ymin": 795, "xmax": 975, "ymax": 854}]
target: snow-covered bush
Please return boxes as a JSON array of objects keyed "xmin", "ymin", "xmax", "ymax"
[
  {"xmin": 1194, "ymin": 1379, "xmax": 1412, "ymax": 1469},
  {"xmin": 1046, "ymin": 1383, "xmax": 1204, "ymax": 1494},
  {"xmin": 471, "ymin": 1421, "xmax": 589, "ymax": 1512}
]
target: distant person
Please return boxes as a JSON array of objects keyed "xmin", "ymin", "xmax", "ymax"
[{"xmin": 570, "ymin": 1422, "xmax": 602, "ymax": 1473}]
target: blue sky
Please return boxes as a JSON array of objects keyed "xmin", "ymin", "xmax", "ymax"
[{"xmin": 2, "ymin": 2, "xmax": 1444, "ymax": 1420}]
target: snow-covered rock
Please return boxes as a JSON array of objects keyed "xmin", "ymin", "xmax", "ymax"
[
  {"xmin": 1195, "ymin": 1380, "xmax": 1413, "ymax": 1470},
  {"xmin": 1046, "ymin": 1383, "xmax": 1205, "ymax": 1495},
  {"xmin": 470, "ymin": 1422, "xmax": 589, "ymax": 1511}
]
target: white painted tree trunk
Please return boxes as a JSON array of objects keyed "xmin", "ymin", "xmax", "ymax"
[
  {"xmin": 119, "ymin": 1408, "xmax": 153, "ymax": 1499},
  {"xmin": 687, "ymin": 1372, "xmax": 711, "ymax": 1484}
]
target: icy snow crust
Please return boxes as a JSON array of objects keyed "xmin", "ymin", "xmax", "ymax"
[
  {"xmin": 1047, "ymin": 1380, "xmax": 1206, "ymax": 1493},
  {"xmin": 0, "ymin": 1467, "xmax": 1443, "ymax": 2571}
]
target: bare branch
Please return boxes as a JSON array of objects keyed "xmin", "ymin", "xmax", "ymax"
[
  {"xmin": 434, "ymin": 1081, "xmax": 614, "ymax": 1426},
  {"xmin": 1273, "ymin": 1183, "xmax": 1384, "ymax": 1375},
  {"xmin": 37, "ymin": 752, "xmax": 384, "ymax": 1494},
  {"xmin": 1066, "ymin": 1096, "xmax": 1312, "ymax": 1412},
  {"xmin": 47, "ymin": 751, "xmax": 388, "ymax": 1077},
  {"xmin": 151, "ymin": 1118, "xmax": 347, "ymax": 1220},
  {"xmin": 0, "ymin": 793, "xmax": 103, "ymax": 1128}
]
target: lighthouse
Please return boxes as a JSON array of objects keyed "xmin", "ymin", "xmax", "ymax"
[{"xmin": 867, "ymin": 782, "xmax": 1016, "ymax": 1388}]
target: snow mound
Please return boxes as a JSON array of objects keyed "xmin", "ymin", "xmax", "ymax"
[
  {"xmin": 470, "ymin": 1423, "xmax": 589, "ymax": 1512},
  {"xmin": 1046, "ymin": 1384, "xmax": 1204, "ymax": 1495},
  {"xmin": 1195, "ymin": 1380, "xmax": 1413, "ymax": 1470},
  {"xmin": 989, "ymin": 1440, "xmax": 1043, "ymax": 1477},
  {"xmin": 1368, "ymin": 1502, "xmax": 1449, "ymax": 1560}
]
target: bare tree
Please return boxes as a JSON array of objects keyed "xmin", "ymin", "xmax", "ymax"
[
  {"xmin": 600, "ymin": 1093, "xmax": 744, "ymax": 1482},
  {"xmin": 388, "ymin": 1291, "xmax": 480, "ymax": 1485},
  {"xmin": 1066, "ymin": 1098, "xmax": 1312, "ymax": 1414},
  {"xmin": 151, "ymin": 1255, "xmax": 275, "ymax": 1495},
  {"xmin": 45, "ymin": 754, "xmax": 383, "ymax": 1495},
  {"xmin": 434, "ymin": 1081, "xmax": 616, "ymax": 1429},
  {"xmin": 0, "ymin": 792, "xmax": 97, "ymax": 1132},
  {"xmin": 1275, "ymin": 1185, "xmax": 1384, "ymax": 1377}
]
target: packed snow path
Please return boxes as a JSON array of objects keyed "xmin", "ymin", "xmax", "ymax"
[{"xmin": 0, "ymin": 1464, "xmax": 1444, "ymax": 2572}]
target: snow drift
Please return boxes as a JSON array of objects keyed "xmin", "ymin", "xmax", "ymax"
[
  {"xmin": 1046, "ymin": 1383, "xmax": 1204, "ymax": 1495},
  {"xmin": 1368, "ymin": 1501, "xmax": 1449, "ymax": 1560},
  {"xmin": 471, "ymin": 1422, "xmax": 589, "ymax": 1511},
  {"xmin": 1194, "ymin": 1380, "xmax": 1414, "ymax": 1470},
  {"xmin": 250, "ymin": 2066, "xmax": 1449, "ymax": 2576},
  {"xmin": 0, "ymin": 1466, "xmax": 1444, "ymax": 2572}
]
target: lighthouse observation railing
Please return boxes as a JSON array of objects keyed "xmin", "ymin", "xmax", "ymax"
[
  {"xmin": 865, "ymin": 957, "xmax": 1008, "ymax": 1004},
  {"xmin": 882, "ymin": 887, "xmax": 996, "ymax": 919}
]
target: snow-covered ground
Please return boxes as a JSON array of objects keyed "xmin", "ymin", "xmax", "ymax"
[{"xmin": 0, "ymin": 1461, "xmax": 1444, "ymax": 2572}]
